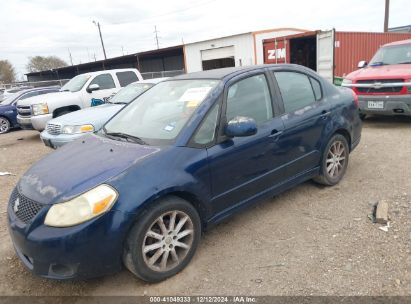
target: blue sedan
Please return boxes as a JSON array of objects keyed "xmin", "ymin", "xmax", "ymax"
[
  {"xmin": 0, "ymin": 87, "xmax": 60, "ymax": 134},
  {"xmin": 7, "ymin": 65, "xmax": 361, "ymax": 282}
]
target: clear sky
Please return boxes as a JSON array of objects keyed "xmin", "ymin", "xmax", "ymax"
[{"xmin": 1, "ymin": 0, "xmax": 410, "ymax": 80}]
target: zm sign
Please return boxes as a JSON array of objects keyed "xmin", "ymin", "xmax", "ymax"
[
  {"xmin": 267, "ymin": 48, "xmax": 286, "ymax": 60},
  {"xmin": 263, "ymin": 40, "xmax": 287, "ymax": 64}
]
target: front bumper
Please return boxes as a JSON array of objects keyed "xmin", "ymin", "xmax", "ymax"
[
  {"xmin": 31, "ymin": 114, "xmax": 52, "ymax": 131},
  {"xmin": 358, "ymin": 95, "xmax": 411, "ymax": 116},
  {"xmin": 7, "ymin": 189, "xmax": 131, "ymax": 280},
  {"xmin": 40, "ymin": 130, "xmax": 87, "ymax": 149},
  {"xmin": 17, "ymin": 116, "xmax": 34, "ymax": 130}
]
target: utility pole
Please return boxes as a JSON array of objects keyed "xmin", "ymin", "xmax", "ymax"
[
  {"xmin": 121, "ymin": 46, "xmax": 125, "ymax": 56},
  {"xmin": 154, "ymin": 26, "xmax": 160, "ymax": 49},
  {"xmin": 68, "ymin": 48, "xmax": 73, "ymax": 65},
  {"xmin": 93, "ymin": 20, "xmax": 107, "ymax": 60},
  {"xmin": 384, "ymin": 0, "xmax": 390, "ymax": 32}
]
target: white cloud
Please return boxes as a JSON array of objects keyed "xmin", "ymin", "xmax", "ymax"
[{"xmin": 1, "ymin": 0, "xmax": 410, "ymax": 80}]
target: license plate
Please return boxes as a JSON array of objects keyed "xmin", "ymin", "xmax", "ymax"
[{"xmin": 368, "ymin": 101, "xmax": 384, "ymax": 109}]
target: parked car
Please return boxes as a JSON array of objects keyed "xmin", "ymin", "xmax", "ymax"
[
  {"xmin": 0, "ymin": 87, "xmax": 60, "ymax": 134},
  {"xmin": 7, "ymin": 65, "xmax": 361, "ymax": 282},
  {"xmin": 16, "ymin": 69, "xmax": 143, "ymax": 131},
  {"xmin": 0, "ymin": 86, "xmax": 33, "ymax": 102},
  {"xmin": 342, "ymin": 39, "xmax": 411, "ymax": 118},
  {"xmin": 40, "ymin": 78, "xmax": 168, "ymax": 148}
]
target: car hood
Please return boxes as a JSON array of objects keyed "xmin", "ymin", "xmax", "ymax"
[
  {"xmin": 17, "ymin": 91, "xmax": 80, "ymax": 106},
  {"xmin": 0, "ymin": 104, "xmax": 14, "ymax": 112},
  {"xmin": 346, "ymin": 64, "xmax": 411, "ymax": 80},
  {"xmin": 18, "ymin": 134, "xmax": 161, "ymax": 205},
  {"xmin": 48, "ymin": 104, "xmax": 124, "ymax": 127}
]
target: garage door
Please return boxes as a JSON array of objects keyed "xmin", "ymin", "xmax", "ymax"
[{"xmin": 201, "ymin": 46, "xmax": 235, "ymax": 61}]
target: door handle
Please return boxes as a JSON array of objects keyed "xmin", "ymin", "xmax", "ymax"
[
  {"xmin": 268, "ymin": 129, "xmax": 283, "ymax": 138},
  {"xmin": 320, "ymin": 110, "xmax": 331, "ymax": 119}
]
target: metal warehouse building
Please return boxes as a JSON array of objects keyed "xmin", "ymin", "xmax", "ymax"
[
  {"xmin": 184, "ymin": 28, "xmax": 411, "ymax": 83},
  {"xmin": 25, "ymin": 28, "xmax": 411, "ymax": 85},
  {"xmin": 26, "ymin": 45, "xmax": 185, "ymax": 82}
]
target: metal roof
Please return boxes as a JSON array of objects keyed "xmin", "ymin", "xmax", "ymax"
[{"xmin": 25, "ymin": 45, "xmax": 184, "ymax": 76}]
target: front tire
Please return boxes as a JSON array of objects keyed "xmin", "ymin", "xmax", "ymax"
[
  {"xmin": 0, "ymin": 117, "xmax": 11, "ymax": 134},
  {"xmin": 314, "ymin": 134, "xmax": 349, "ymax": 186},
  {"xmin": 123, "ymin": 196, "xmax": 201, "ymax": 282}
]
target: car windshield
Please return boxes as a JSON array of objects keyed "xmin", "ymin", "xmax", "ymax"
[
  {"xmin": 60, "ymin": 74, "xmax": 91, "ymax": 92},
  {"xmin": 369, "ymin": 44, "xmax": 411, "ymax": 66},
  {"xmin": 103, "ymin": 79, "xmax": 219, "ymax": 145},
  {"xmin": 109, "ymin": 83, "xmax": 155, "ymax": 104},
  {"xmin": 0, "ymin": 93, "xmax": 19, "ymax": 105}
]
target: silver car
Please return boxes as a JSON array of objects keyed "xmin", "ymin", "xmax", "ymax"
[{"xmin": 40, "ymin": 78, "xmax": 167, "ymax": 148}]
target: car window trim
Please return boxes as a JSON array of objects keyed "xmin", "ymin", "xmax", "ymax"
[
  {"xmin": 269, "ymin": 68, "xmax": 324, "ymax": 115},
  {"xmin": 187, "ymin": 97, "xmax": 223, "ymax": 149},
  {"xmin": 216, "ymin": 70, "xmax": 277, "ymax": 142}
]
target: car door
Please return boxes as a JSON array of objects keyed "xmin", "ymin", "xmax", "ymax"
[
  {"xmin": 271, "ymin": 69, "xmax": 331, "ymax": 179},
  {"xmin": 203, "ymin": 71, "xmax": 287, "ymax": 218},
  {"xmin": 83, "ymin": 73, "xmax": 118, "ymax": 107}
]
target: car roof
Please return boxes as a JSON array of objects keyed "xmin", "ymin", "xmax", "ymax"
[
  {"xmin": 81, "ymin": 68, "xmax": 138, "ymax": 77},
  {"xmin": 383, "ymin": 39, "xmax": 411, "ymax": 47},
  {"xmin": 17, "ymin": 86, "xmax": 60, "ymax": 94},
  {"xmin": 172, "ymin": 64, "xmax": 307, "ymax": 80}
]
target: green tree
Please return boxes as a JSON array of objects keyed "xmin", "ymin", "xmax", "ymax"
[
  {"xmin": 26, "ymin": 56, "xmax": 68, "ymax": 72},
  {"xmin": 0, "ymin": 60, "xmax": 16, "ymax": 83}
]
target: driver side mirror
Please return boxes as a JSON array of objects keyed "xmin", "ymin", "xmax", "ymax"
[
  {"xmin": 87, "ymin": 84, "xmax": 100, "ymax": 93},
  {"xmin": 225, "ymin": 116, "xmax": 257, "ymax": 138},
  {"xmin": 358, "ymin": 61, "xmax": 367, "ymax": 68}
]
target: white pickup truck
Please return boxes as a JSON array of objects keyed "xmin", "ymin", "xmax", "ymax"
[{"xmin": 17, "ymin": 68, "xmax": 143, "ymax": 131}]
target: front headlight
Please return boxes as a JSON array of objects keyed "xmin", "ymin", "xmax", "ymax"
[
  {"xmin": 32, "ymin": 103, "xmax": 49, "ymax": 116},
  {"xmin": 341, "ymin": 78, "xmax": 353, "ymax": 86},
  {"xmin": 61, "ymin": 124, "xmax": 94, "ymax": 134},
  {"xmin": 44, "ymin": 184, "xmax": 118, "ymax": 227}
]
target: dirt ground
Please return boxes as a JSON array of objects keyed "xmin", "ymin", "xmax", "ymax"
[{"xmin": 0, "ymin": 116, "xmax": 410, "ymax": 296}]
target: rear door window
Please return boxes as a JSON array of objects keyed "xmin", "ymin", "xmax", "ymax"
[
  {"xmin": 116, "ymin": 71, "xmax": 139, "ymax": 87},
  {"xmin": 89, "ymin": 74, "xmax": 116, "ymax": 90},
  {"xmin": 273, "ymin": 71, "xmax": 317, "ymax": 113}
]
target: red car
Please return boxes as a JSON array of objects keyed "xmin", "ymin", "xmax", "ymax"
[{"xmin": 342, "ymin": 39, "xmax": 411, "ymax": 118}]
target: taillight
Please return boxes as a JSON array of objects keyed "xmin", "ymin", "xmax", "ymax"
[{"xmin": 352, "ymin": 90, "xmax": 359, "ymax": 107}]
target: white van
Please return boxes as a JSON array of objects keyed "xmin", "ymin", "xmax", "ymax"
[{"xmin": 17, "ymin": 68, "xmax": 142, "ymax": 131}]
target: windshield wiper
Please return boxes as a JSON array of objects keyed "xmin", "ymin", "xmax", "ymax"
[
  {"xmin": 398, "ymin": 61, "xmax": 411, "ymax": 64},
  {"xmin": 104, "ymin": 131, "xmax": 147, "ymax": 145}
]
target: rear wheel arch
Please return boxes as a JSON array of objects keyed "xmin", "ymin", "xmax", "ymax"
[{"xmin": 334, "ymin": 128, "xmax": 351, "ymax": 151}]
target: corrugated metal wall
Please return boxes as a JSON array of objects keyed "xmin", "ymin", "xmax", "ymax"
[{"xmin": 335, "ymin": 32, "xmax": 411, "ymax": 77}]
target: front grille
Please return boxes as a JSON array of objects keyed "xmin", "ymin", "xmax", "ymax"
[
  {"xmin": 46, "ymin": 123, "xmax": 62, "ymax": 135},
  {"xmin": 17, "ymin": 106, "xmax": 32, "ymax": 117},
  {"xmin": 10, "ymin": 188, "xmax": 44, "ymax": 224},
  {"xmin": 356, "ymin": 79, "xmax": 404, "ymax": 94}
]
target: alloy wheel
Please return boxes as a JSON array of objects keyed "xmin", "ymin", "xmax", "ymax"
[
  {"xmin": 0, "ymin": 117, "xmax": 10, "ymax": 134},
  {"xmin": 142, "ymin": 210, "xmax": 194, "ymax": 272},
  {"xmin": 326, "ymin": 140, "xmax": 346, "ymax": 178}
]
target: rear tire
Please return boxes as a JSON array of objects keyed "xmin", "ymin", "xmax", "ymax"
[
  {"xmin": 0, "ymin": 117, "xmax": 11, "ymax": 134},
  {"xmin": 359, "ymin": 113, "xmax": 366, "ymax": 120},
  {"xmin": 123, "ymin": 196, "xmax": 201, "ymax": 282},
  {"xmin": 314, "ymin": 134, "xmax": 349, "ymax": 186}
]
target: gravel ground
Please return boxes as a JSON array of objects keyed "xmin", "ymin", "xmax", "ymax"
[{"xmin": 0, "ymin": 116, "xmax": 410, "ymax": 296}]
